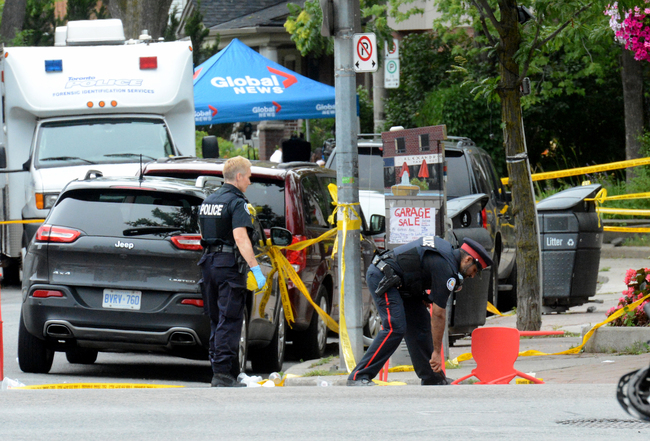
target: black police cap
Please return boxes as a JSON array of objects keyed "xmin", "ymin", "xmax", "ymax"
[{"xmin": 460, "ymin": 238, "xmax": 493, "ymax": 270}]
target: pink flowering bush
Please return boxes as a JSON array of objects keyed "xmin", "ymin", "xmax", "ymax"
[
  {"xmin": 605, "ymin": 2, "xmax": 650, "ymax": 62},
  {"xmin": 606, "ymin": 267, "xmax": 650, "ymax": 326}
]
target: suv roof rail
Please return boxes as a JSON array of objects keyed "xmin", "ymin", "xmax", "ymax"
[
  {"xmin": 196, "ymin": 175, "xmax": 224, "ymax": 188},
  {"xmin": 445, "ymin": 136, "xmax": 476, "ymax": 148},
  {"xmin": 276, "ymin": 161, "xmax": 318, "ymax": 169},
  {"xmin": 84, "ymin": 170, "xmax": 104, "ymax": 180}
]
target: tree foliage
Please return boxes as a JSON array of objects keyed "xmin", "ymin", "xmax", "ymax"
[
  {"xmin": 65, "ymin": 0, "xmax": 107, "ymax": 21},
  {"xmin": 285, "ymin": 0, "xmax": 333, "ymax": 57},
  {"xmin": 162, "ymin": 4, "xmax": 180, "ymax": 42},
  {"xmin": 11, "ymin": 0, "xmax": 55, "ymax": 46},
  {"xmin": 184, "ymin": 1, "xmax": 219, "ymax": 67}
]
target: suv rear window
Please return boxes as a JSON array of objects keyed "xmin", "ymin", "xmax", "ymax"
[
  {"xmin": 49, "ymin": 189, "xmax": 202, "ymax": 237},
  {"xmin": 445, "ymin": 151, "xmax": 472, "ymax": 198}
]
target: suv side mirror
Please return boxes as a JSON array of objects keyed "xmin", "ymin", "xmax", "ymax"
[
  {"xmin": 367, "ymin": 214, "xmax": 385, "ymax": 235},
  {"xmin": 270, "ymin": 227, "xmax": 293, "ymax": 246},
  {"xmin": 202, "ymin": 136, "xmax": 219, "ymax": 159},
  {"xmin": 0, "ymin": 146, "xmax": 6, "ymax": 168}
]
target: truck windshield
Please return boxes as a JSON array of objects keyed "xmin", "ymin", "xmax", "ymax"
[{"xmin": 35, "ymin": 119, "xmax": 175, "ymax": 169}]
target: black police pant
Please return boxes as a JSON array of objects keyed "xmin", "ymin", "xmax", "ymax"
[
  {"xmin": 199, "ymin": 252, "xmax": 246, "ymax": 377},
  {"xmin": 348, "ymin": 264, "xmax": 446, "ymax": 385}
]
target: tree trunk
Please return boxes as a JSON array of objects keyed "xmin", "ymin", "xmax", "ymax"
[
  {"xmin": 497, "ymin": 0, "xmax": 541, "ymax": 331},
  {"xmin": 621, "ymin": 49, "xmax": 644, "ymax": 185},
  {"xmin": 0, "ymin": 0, "xmax": 27, "ymax": 43},
  {"xmin": 107, "ymin": 0, "xmax": 173, "ymax": 40}
]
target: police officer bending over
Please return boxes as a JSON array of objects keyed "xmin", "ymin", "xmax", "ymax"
[
  {"xmin": 348, "ymin": 236, "xmax": 492, "ymax": 386},
  {"xmin": 198, "ymin": 156, "xmax": 266, "ymax": 388}
]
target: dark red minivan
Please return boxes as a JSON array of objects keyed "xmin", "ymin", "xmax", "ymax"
[{"xmin": 143, "ymin": 159, "xmax": 381, "ymax": 359}]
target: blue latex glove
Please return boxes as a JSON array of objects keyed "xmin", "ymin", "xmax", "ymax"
[{"xmin": 251, "ymin": 265, "xmax": 266, "ymax": 290}]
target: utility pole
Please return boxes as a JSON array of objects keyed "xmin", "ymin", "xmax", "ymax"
[{"xmin": 333, "ymin": 0, "xmax": 363, "ymax": 367}]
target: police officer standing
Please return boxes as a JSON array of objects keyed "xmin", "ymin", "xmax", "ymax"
[
  {"xmin": 198, "ymin": 156, "xmax": 266, "ymax": 387},
  {"xmin": 348, "ymin": 236, "xmax": 492, "ymax": 386}
]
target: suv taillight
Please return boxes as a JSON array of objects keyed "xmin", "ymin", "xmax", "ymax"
[
  {"xmin": 32, "ymin": 289, "xmax": 64, "ymax": 298},
  {"xmin": 35, "ymin": 225, "xmax": 81, "ymax": 243},
  {"xmin": 481, "ymin": 208, "xmax": 488, "ymax": 229},
  {"xmin": 286, "ymin": 235, "xmax": 307, "ymax": 272},
  {"xmin": 171, "ymin": 234, "xmax": 203, "ymax": 251}
]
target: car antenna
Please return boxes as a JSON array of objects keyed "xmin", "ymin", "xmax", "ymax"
[{"xmin": 138, "ymin": 154, "xmax": 144, "ymax": 183}]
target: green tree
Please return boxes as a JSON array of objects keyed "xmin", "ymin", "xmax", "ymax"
[
  {"xmin": 184, "ymin": 1, "xmax": 219, "ymax": 67},
  {"xmin": 65, "ymin": 0, "xmax": 107, "ymax": 21},
  {"xmin": 162, "ymin": 4, "xmax": 180, "ymax": 42},
  {"xmin": 11, "ymin": 0, "xmax": 55, "ymax": 46},
  {"xmin": 426, "ymin": 0, "xmax": 611, "ymax": 330},
  {"xmin": 285, "ymin": 0, "xmax": 333, "ymax": 57}
]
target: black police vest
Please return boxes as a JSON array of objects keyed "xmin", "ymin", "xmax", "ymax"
[
  {"xmin": 391, "ymin": 236, "xmax": 458, "ymax": 297},
  {"xmin": 198, "ymin": 184, "xmax": 248, "ymax": 247}
]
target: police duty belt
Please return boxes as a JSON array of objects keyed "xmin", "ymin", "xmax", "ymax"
[{"xmin": 372, "ymin": 254, "xmax": 403, "ymax": 296}]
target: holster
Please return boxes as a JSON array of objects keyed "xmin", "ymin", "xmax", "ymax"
[
  {"xmin": 234, "ymin": 248, "xmax": 249, "ymax": 275},
  {"xmin": 374, "ymin": 260, "xmax": 402, "ymax": 296}
]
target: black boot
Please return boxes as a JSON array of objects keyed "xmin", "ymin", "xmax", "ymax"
[{"xmin": 211, "ymin": 372, "xmax": 246, "ymax": 388}]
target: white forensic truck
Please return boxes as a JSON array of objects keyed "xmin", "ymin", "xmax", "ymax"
[{"xmin": 0, "ymin": 19, "xmax": 195, "ymax": 281}]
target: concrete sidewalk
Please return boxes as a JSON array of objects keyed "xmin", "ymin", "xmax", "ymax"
[{"xmin": 283, "ymin": 245, "xmax": 650, "ymax": 386}]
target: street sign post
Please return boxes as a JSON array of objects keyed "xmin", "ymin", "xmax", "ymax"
[
  {"xmin": 384, "ymin": 38, "xmax": 399, "ymax": 88},
  {"xmin": 385, "ymin": 38, "xmax": 399, "ymax": 60},
  {"xmin": 384, "ymin": 58, "xmax": 399, "ymax": 89},
  {"xmin": 353, "ymin": 33, "xmax": 378, "ymax": 72}
]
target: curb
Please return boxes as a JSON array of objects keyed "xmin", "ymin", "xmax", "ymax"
[{"xmin": 600, "ymin": 245, "xmax": 650, "ymax": 259}]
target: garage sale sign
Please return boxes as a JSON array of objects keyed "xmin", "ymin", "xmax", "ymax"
[{"xmin": 389, "ymin": 206, "xmax": 436, "ymax": 244}]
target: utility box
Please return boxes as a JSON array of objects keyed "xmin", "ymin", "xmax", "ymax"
[{"xmin": 537, "ymin": 184, "xmax": 603, "ymax": 311}]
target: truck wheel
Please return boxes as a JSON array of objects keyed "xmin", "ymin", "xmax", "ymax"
[
  {"xmin": 18, "ymin": 314, "xmax": 54, "ymax": 373},
  {"xmin": 293, "ymin": 285, "xmax": 329, "ymax": 360},
  {"xmin": 65, "ymin": 347, "xmax": 98, "ymax": 364},
  {"xmin": 250, "ymin": 305, "xmax": 286, "ymax": 373}
]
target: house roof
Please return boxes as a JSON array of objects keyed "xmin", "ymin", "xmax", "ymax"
[
  {"xmin": 191, "ymin": 0, "xmax": 294, "ymax": 29},
  {"xmin": 211, "ymin": 0, "xmax": 305, "ymax": 30}
]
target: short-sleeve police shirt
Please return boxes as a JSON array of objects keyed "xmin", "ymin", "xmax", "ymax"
[
  {"xmin": 200, "ymin": 184, "xmax": 253, "ymax": 246},
  {"xmin": 422, "ymin": 251, "xmax": 458, "ymax": 308}
]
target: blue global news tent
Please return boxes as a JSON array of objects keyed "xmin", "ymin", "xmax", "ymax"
[{"xmin": 193, "ymin": 39, "xmax": 336, "ymax": 125}]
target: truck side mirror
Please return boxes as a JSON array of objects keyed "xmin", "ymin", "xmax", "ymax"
[
  {"xmin": 22, "ymin": 157, "xmax": 30, "ymax": 171},
  {"xmin": 368, "ymin": 214, "xmax": 385, "ymax": 235},
  {"xmin": 0, "ymin": 146, "xmax": 6, "ymax": 168},
  {"xmin": 202, "ymin": 136, "xmax": 219, "ymax": 159}
]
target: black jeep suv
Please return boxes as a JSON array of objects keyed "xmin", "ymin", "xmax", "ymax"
[{"xmin": 19, "ymin": 175, "xmax": 287, "ymax": 374}]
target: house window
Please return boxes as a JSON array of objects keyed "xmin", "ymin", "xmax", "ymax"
[
  {"xmin": 419, "ymin": 134, "xmax": 430, "ymax": 151},
  {"xmin": 395, "ymin": 137, "xmax": 406, "ymax": 153}
]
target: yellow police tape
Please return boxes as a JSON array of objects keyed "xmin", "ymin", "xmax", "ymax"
[
  {"xmin": 247, "ymin": 183, "xmax": 362, "ymax": 373},
  {"xmin": 0, "ymin": 219, "xmax": 45, "ymax": 225},
  {"xmin": 501, "ymin": 156, "xmax": 650, "ymax": 185},
  {"xmin": 448, "ymin": 292, "xmax": 650, "ymax": 365},
  {"xmin": 327, "ymin": 183, "xmax": 361, "ymax": 373},
  {"xmin": 13, "ymin": 383, "xmax": 184, "ymax": 389}
]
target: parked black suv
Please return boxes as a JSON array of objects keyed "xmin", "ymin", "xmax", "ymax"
[
  {"xmin": 19, "ymin": 175, "xmax": 287, "ymax": 374},
  {"xmin": 142, "ymin": 159, "xmax": 381, "ymax": 360},
  {"xmin": 444, "ymin": 137, "xmax": 517, "ymax": 312}
]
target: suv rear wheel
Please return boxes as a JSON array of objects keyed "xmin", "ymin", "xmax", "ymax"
[
  {"xmin": 293, "ymin": 285, "xmax": 329, "ymax": 360},
  {"xmin": 236, "ymin": 306, "xmax": 249, "ymax": 376},
  {"xmin": 18, "ymin": 314, "xmax": 54, "ymax": 374},
  {"xmin": 250, "ymin": 305, "xmax": 286, "ymax": 373}
]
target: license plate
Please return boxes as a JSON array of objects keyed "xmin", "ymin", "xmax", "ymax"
[{"xmin": 102, "ymin": 289, "xmax": 142, "ymax": 310}]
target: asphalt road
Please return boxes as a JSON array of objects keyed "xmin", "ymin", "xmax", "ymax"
[
  {"xmin": 1, "ymin": 384, "xmax": 648, "ymax": 440},
  {"xmin": 0, "ymin": 283, "xmax": 325, "ymax": 388}
]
